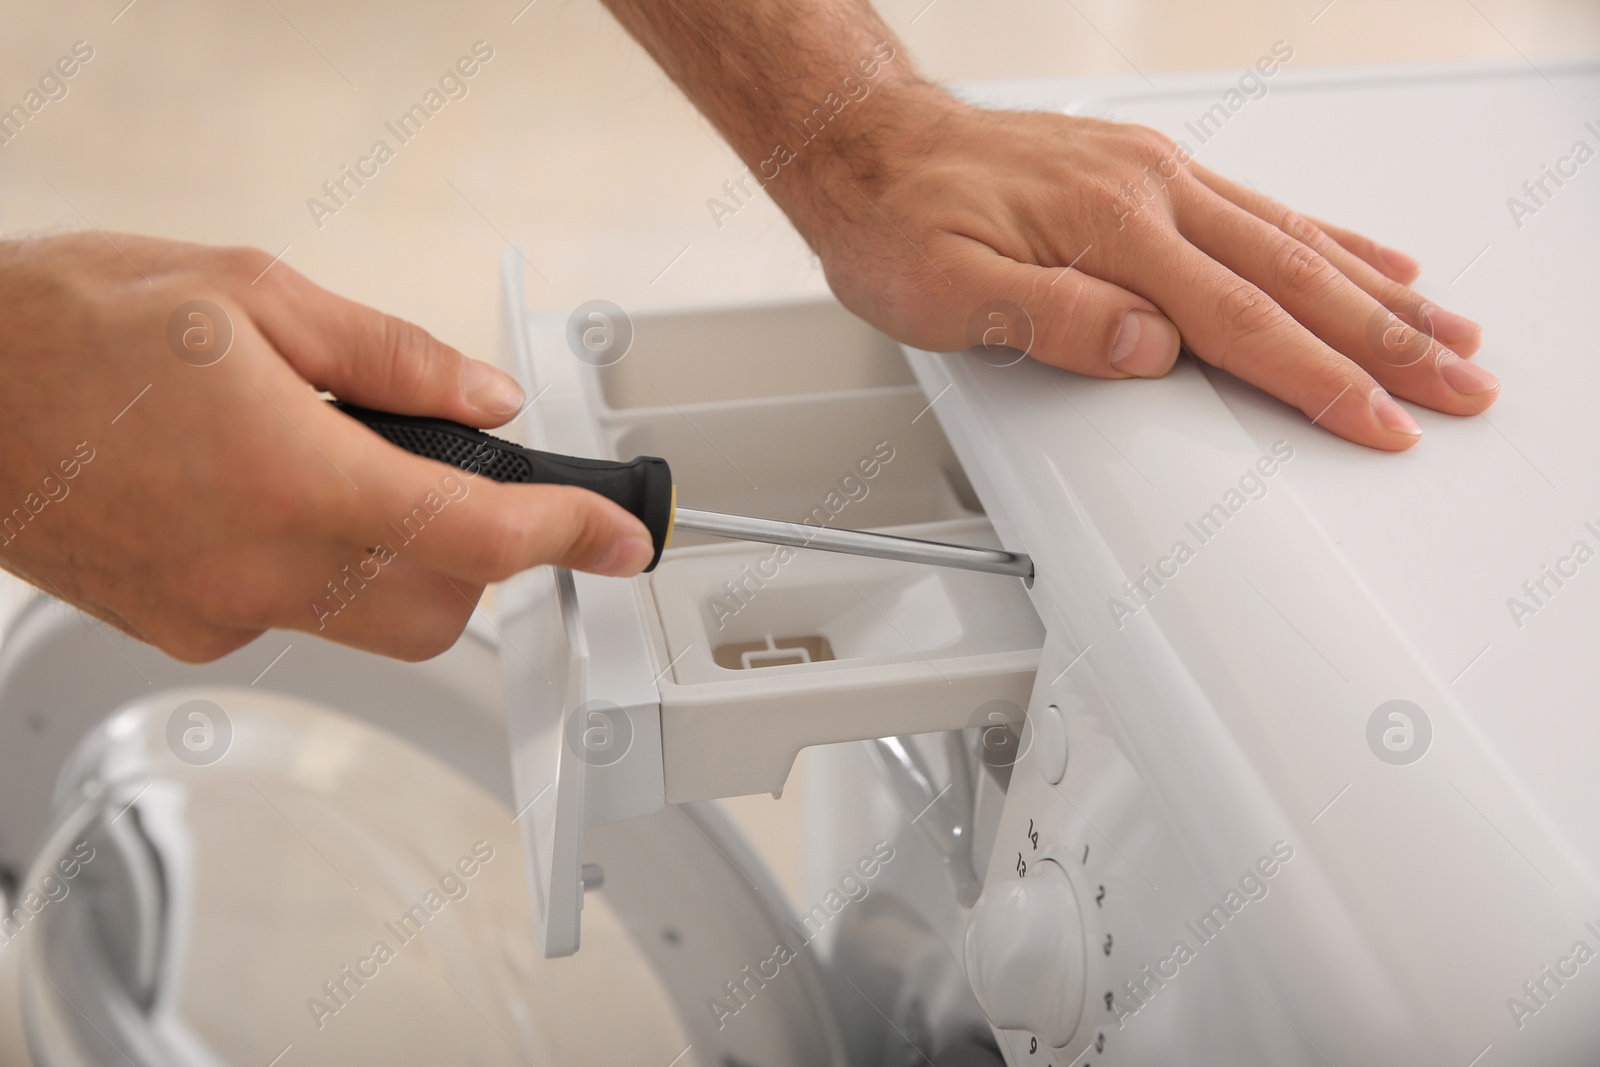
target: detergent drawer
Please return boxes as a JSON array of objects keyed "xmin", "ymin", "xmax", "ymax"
[{"xmin": 493, "ymin": 260, "xmax": 1044, "ymax": 956}]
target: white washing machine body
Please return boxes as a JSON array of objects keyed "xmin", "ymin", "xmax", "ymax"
[{"xmin": 815, "ymin": 56, "xmax": 1600, "ymax": 1067}]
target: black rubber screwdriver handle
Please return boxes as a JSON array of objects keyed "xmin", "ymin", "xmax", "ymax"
[{"xmin": 331, "ymin": 401, "xmax": 675, "ymax": 572}]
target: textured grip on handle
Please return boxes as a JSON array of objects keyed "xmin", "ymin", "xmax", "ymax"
[{"xmin": 332, "ymin": 401, "xmax": 674, "ymax": 572}]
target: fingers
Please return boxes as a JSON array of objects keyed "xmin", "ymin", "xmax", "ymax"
[
  {"xmin": 1186, "ymin": 166, "xmax": 1483, "ymax": 358},
  {"xmin": 201, "ymin": 441, "xmax": 654, "ymax": 659},
  {"xmin": 242, "ymin": 258, "xmax": 525, "ymax": 427},
  {"xmin": 300, "ymin": 461, "xmax": 657, "ymax": 658},
  {"xmin": 944, "ymin": 244, "xmax": 1183, "ymax": 379},
  {"xmin": 217, "ymin": 386, "xmax": 656, "ymax": 659},
  {"xmin": 409, "ymin": 480, "xmax": 656, "ymax": 583},
  {"xmin": 331, "ymin": 423, "xmax": 656, "ymax": 586},
  {"xmin": 1133, "ymin": 231, "xmax": 1424, "ymax": 450},
  {"xmin": 1306, "ymin": 215, "xmax": 1420, "ymax": 285},
  {"xmin": 1175, "ymin": 191, "xmax": 1499, "ymax": 419},
  {"xmin": 170, "ymin": 539, "xmax": 484, "ymax": 663}
]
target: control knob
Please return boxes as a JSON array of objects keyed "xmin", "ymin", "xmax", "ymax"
[{"xmin": 962, "ymin": 858, "xmax": 1087, "ymax": 1048}]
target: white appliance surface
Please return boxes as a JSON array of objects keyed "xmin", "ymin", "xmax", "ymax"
[{"xmin": 916, "ymin": 59, "xmax": 1600, "ymax": 1065}]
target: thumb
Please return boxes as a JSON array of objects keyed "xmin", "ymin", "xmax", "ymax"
[
  {"xmin": 945, "ymin": 252, "xmax": 1182, "ymax": 380},
  {"xmin": 365, "ymin": 476, "xmax": 659, "ymax": 584},
  {"xmin": 510, "ymin": 484, "xmax": 658, "ymax": 578},
  {"xmin": 246, "ymin": 263, "xmax": 525, "ymax": 426}
]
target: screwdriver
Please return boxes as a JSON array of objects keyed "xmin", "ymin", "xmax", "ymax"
[{"xmin": 333, "ymin": 401, "xmax": 1034, "ymax": 585}]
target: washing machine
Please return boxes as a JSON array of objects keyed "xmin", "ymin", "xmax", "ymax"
[
  {"xmin": 811, "ymin": 55, "xmax": 1600, "ymax": 1067},
  {"xmin": 2, "ymin": 55, "xmax": 1598, "ymax": 1067},
  {"xmin": 495, "ymin": 55, "xmax": 1600, "ymax": 1066}
]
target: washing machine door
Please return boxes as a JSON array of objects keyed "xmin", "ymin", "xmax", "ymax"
[{"xmin": 0, "ymin": 589, "xmax": 848, "ymax": 1067}]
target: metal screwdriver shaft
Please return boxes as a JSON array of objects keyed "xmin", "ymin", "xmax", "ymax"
[{"xmin": 672, "ymin": 507, "xmax": 1034, "ymax": 585}]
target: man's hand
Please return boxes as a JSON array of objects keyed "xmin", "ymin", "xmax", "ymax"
[
  {"xmin": 602, "ymin": 0, "xmax": 1496, "ymax": 450},
  {"xmin": 0, "ymin": 234, "xmax": 654, "ymax": 662},
  {"xmin": 790, "ymin": 96, "xmax": 1496, "ymax": 449}
]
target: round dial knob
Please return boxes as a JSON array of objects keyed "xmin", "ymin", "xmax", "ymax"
[{"xmin": 963, "ymin": 858, "xmax": 1087, "ymax": 1048}]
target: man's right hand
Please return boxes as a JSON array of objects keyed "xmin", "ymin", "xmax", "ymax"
[{"xmin": 0, "ymin": 233, "xmax": 655, "ymax": 663}]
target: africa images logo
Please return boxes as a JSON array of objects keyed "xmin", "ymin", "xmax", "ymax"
[
  {"xmin": 166, "ymin": 698, "xmax": 233, "ymax": 766},
  {"xmin": 565, "ymin": 699, "xmax": 634, "ymax": 767},
  {"xmin": 1366, "ymin": 699, "xmax": 1431, "ymax": 766},
  {"xmin": 166, "ymin": 299, "xmax": 233, "ymax": 367}
]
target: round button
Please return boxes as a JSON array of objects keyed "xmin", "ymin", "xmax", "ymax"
[
  {"xmin": 1036, "ymin": 703, "xmax": 1068, "ymax": 785},
  {"xmin": 963, "ymin": 858, "xmax": 1086, "ymax": 1047}
]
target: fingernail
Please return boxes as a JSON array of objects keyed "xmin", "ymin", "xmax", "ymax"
[
  {"xmin": 1420, "ymin": 303, "xmax": 1480, "ymax": 344},
  {"xmin": 1370, "ymin": 389, "xmax": 1422, "ymax": 437},
  {"xmin": 1109, "ymin": 310, "xmax": 1181, "ymax": 378},
  {"xmin": 463, "ymin": 359, "xmax": 525, "ymax": 417},
  {"xmin": 1437, "ymin": 351, "xmax": 1500, "ymax": 396},
  {"xmin": 595, "ymin": 535, "xmax": 654, "ymax": 578},
  {"xmin": 1379, "ymin": 246, "xmax": 1420, "ymax": 277}
]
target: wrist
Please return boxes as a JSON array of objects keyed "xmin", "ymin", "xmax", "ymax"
[{"xmin": 751, "ymin": 76, "xmax": 967, "ymax": 244}]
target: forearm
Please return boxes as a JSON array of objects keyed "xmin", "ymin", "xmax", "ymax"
[{"xmin": 598, "ymin": 0, "xmax": 948, "ymax": 223}]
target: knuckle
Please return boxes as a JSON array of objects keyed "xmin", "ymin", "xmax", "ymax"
[
  {"xmin": 1382, "ymin": 286, "xmax": 1429, "ymax": 323},
  {"xmin": 877, "ymin": 264, "xmax": 945, "ymax": 323},
  {"xmin": 390, "ymin": 620, "xmax": 469, "ymax": 663},
  {"xmin": 1279, "ymin": 210, "xmax": 1325, "ymax": 246},
  {"xmin": 550, "ymin": 487, "xmax": 619, "ymax": 571},
  {"xmin": 162, "ymin": 622, "xmax": 261, "ymax": 664},
  {"xmin": 194, "ymin": 566, "xmax": 290, "ymax": 630},
  {"xmin": 1124, "ymin": 123, "xmax": 1177, "ymax": 160},
  {"xmin": 1218, "ymin": 282, "xmax": 1291, "ymax": 341},
  {"xmin": 1369, "ymin": 312, "xmax": 1435, "ymax": 367},
  {"xmin": 857, "ymin": 270, "xmax": 954, "ymax": 351},
  {"xmin": 1268, "ymin": 237, "xmax": 1337, "ymax": 296},
  {"xmin": 214, "ymin": 244, "xmax": 274, "ymax": 279},
  {"xmin": 1027, "ymin": 275, "xmax": 1095, "ymax": 360},
  {"xmin": 375, "ymin": 314, "xmax": 441, "ymax": 396},
  {"xmin": 526, "ymin": 485, "xmax": 633, "ymax": 574},
  {"xmin": 395, "ymin": 638, "xmax": 454, "ymax": 663},
  {"xmin": 1134, "ymin": 129, "xmax": 1188, "ymax": 182}
]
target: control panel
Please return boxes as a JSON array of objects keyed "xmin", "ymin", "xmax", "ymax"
[{"xmin": 964, "ymin": 636, "xmax": 1205, "ymax": 1065}]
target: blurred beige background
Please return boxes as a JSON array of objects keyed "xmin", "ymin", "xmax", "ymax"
[{"xmin": 0, "ymin": 2, "xmax": 1596, "ymax": 1059}]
